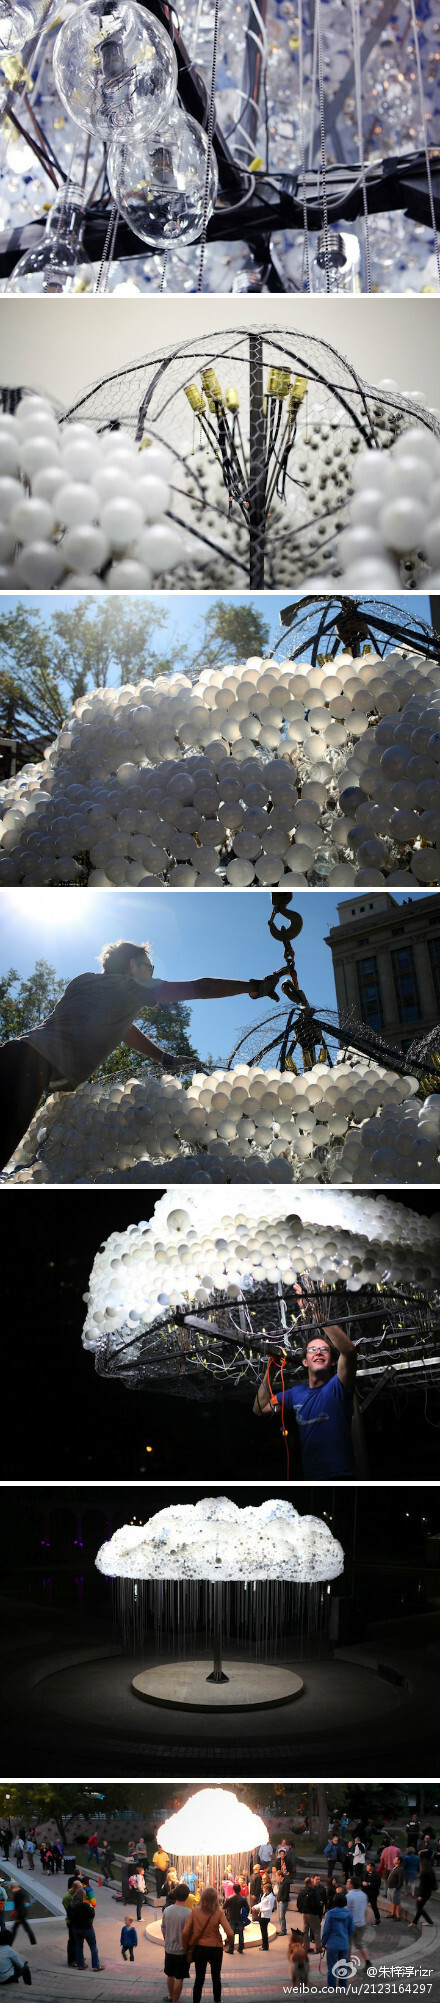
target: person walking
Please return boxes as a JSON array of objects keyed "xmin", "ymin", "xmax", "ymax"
[
  {"xmin": 9, "ymin": 1886, "xmax": 36, "ymax": 1950},
  {"xmin": 321, "ymin": 1890, "xmax": 355, "ymax": 1991},
  {"xmin": 87, "ymin": 1834, "xmax": 99, "ymax": 1868},
  {"xmin": 364, "ymin": 1864, "xmax": 382, "ymax": 1926},
  {"xmin": 0, "ymin": 937, "xmax": 284, "ymax": 1171},
  {"xmin": 24, "ymin": 1841, "xmax": 35, "ymax": 1873},
  {"xmin": 162, "ymin": 1883, "xmax": 193, "ymax": 2003},
  {"xmin": 409, "ymin": 1858, "xmax": 437, "ymax": 1929},
  {"xmin": 68, "ymin": 1888, "xmax": 104, "ymax": 1970},
  {"xmin": 101, "ymin": 1841, "xmax": 115, "ymax": 1883},
  {"xmin": 182, "ymin": 1885, "xmax": 233, "ymax": 2001},
  {"xmin": 120, "ymin": 1916, "xmax": 138, "ymax": 1963},
  {"xmin": 346, "ymin": 1879, "xmax": 375, "ymax": 1970}
]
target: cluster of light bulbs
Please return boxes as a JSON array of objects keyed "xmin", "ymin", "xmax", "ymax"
[
  {"xmin": 4, "ymin": 0, "xmax": 217, "ymax": 286},
  {"xmin": 326, "ymin": 422, "xmax": 440, "ymax": 592},
  {"xmin": 82, "ymin": 1188, "xmax": 440, "ymax": 1363},
  {"xmin": 5, "ymin": 1054, "xmax": 422, "ymax": 1186},
  {"xmin": 0, "ymin": 398, "xmax": 188, "ymax": 592},
  {"xmin": 2, "ymin": 641, "xmax": 440, "ymax": 889},
  {"xmin": 95, "ymin": 1497, "xmax": 344, "ymax": 1583},
  {"xmin": 334, "ymin": 1093, "xmax": 440, "ymax": 1186}
]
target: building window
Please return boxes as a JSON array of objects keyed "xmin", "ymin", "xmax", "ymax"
[
  {"xmin": 356, "ymin": 955, "xmax": 384, "ymax": 1031},
  {"xmin": 428, "ymin": 937, "xmax": 440, "ymax": 1011},
  {"xmin": 391, "ymin": 945, "xmax": 422, "ymax": 1025}
]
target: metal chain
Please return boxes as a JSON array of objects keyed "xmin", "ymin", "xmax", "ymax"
[{"xmin": 197, "ymin": 0, "xmax": 220, "ymax": 293}]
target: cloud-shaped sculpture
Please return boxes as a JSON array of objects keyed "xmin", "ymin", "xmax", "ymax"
[
  {"xmin": 157, "ymin": 1787, "xmax": 269, "ymax": 1857},
  {"xmin": 95, "ymin": 1496, "xmax": 344, "ymax": 1583}
]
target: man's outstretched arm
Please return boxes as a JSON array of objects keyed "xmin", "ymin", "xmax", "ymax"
[
  {"xmin": 324, "ymin": 1322, "xmax": 357, "ymax": 1390},
  {"xmin": 124, "ymin": 1025, "xmax": 180, "ymax": 1069},
  {"xmin": 150, "ymin": 969, "xmax": 285, "ymax": 1005},
  {"xmin": 253, "ymin": 1367, "xmax": 278, "ymax": 1418}
]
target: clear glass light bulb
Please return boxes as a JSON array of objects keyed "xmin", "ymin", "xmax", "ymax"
[
  {"xmin": 108, "ymin": 104, "xmax": 218, "ymax": 249},
  {"xmin": 6, "ymin": 187, "xmax": 93, "ymax": 295},
  {"xmin": 53, "ymin": 0, "xmax": 178, "ymax": 140},
  {"xmin": 0, "ymin": 2, "xmax": 34, "ymax": 52},
  {"xmin": 310, "ymin": 229, "xmax": 361, "ymax": 294}
]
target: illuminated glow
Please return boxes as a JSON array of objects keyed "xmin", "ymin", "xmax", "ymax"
[
  {"xmin": 157, "ymin": 1788, "xmax": 269, "ymax": 1857},
  {"xmin": 95, "ymin": 1496, "xmax": 344, "ymax": 1582}
]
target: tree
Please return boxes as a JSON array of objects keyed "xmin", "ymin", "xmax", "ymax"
[
  {"xmin": 0, "ymin": 962, "xmax": 65, "ymax": 1042},
  {"xmin": 0, "ymin": 597, "xmax": 272, "ymax": 772},
  {"xmin": 93, "ymin": 999, "xmax": 200, "ymax": 1082},
  {"xmin": 191, "ymin": 600, "xmax": 271, "ymax": 675}
]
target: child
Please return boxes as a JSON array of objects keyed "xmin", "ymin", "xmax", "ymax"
[{"xmin": 121, "ymin": 1915, "xmax": 138, "ymax": 1963}]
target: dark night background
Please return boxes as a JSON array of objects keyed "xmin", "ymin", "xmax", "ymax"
[{"xmin": 2, "ymin": 1187, "xmax": 440, "ymax": 1480}]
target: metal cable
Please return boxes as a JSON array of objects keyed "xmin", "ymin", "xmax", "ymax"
[
  {"xmin": 298, "ymin": 0, "xmax": 311, "ymax": 291},
  {"xmin": 316, "ymin": 0, "xmax": 330, "ymax": 288},
  {"xmin": 350, "ymin": 0, "xmax": 371, "ymax": 293},
  {"xmin": 197, "ymin": 0, "xmax": 220, "ymax": 293},
  {"xmin": 408, "ymin": 0, "xmax": 440, "ymax": 289}
]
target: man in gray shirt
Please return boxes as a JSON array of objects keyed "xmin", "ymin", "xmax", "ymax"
[{"xmin": 0, "ymin": 936, "xmax": 283, "ymax": 1169}]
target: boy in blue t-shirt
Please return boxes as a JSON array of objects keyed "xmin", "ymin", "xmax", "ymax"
[
  {"xmin": 253, "ymin": 1318, "xmax": 357, "ymax": 1477},
  {"xmin": 121, "ymin": 1917, "xmax": 138, "ymax": 1962}
]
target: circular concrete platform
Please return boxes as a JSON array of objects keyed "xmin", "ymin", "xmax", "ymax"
[
  {"xmin": 145, "ymin": 1918, "xmax": 276, "ymax": 1950},
  {"xmin": 132, "ymin": 1659, "xmax": 304, "ymax": 1711}
]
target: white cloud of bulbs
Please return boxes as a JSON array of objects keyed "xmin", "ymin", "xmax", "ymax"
[
  {"xmin": 95, "ymin": 1496, "xmax": 345, "ymax": 1584},
  {"xmin": 2, "ymin": 643, "xmax": 440, "ymax": 890},
  {"xmin": 82, "ymin": 1187, "xmax": 440, "ymax": 1362},
  {"xmin": 8, "ymin": 1052, "xmax": 440, "ymax": 1186}
]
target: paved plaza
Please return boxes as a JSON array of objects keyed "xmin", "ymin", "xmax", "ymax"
[{"xmin": 3, "ymin": 1858, "xmax": 440, "ymax": 2003}]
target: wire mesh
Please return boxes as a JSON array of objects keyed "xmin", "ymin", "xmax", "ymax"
[{"xmin": 62, "ymin": 327, "xmax": 440, "ymax": 585}]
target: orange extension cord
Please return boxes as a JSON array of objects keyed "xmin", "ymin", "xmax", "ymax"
[{"xmin": 267, "ymin": 1351, "xmax": 290, "ymax": 1479}]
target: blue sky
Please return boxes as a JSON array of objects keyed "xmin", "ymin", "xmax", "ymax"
[
  {"xmin": 0, "ymin": 887, "xmax": 422, "ymax": 1065},
  {"xmin": 0, "ymin": 591, "xmax": 432, "ymax": 702}
]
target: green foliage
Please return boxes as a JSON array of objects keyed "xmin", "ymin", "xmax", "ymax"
[
  {"xmin": 0, "ymin": 597, "xmax": 272, "ymax": 769},
  {"xmin": 194, "ymin": 600, "xmax": 270, "ymax": 673},
  {"xmin": 0, "ymin": 961, "xmax": 65, "ymax": 1041},
  {"xmin": 92, "ymin": 1000, "xmax": 200, "ymax": 1081}
]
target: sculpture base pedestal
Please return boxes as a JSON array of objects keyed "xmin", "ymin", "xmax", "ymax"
[
  {"xmin": 132, "ymin": 1658, "xmax": 304, "ymax": 1712},
  {"xmin": 145, "ymin": 1918, "xmax": 276, "ymax": 1949}
]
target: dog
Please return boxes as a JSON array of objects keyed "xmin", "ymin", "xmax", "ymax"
[{"xmin": 287, "ymin": 1929, "xmax": 311, "ymax": 1988}]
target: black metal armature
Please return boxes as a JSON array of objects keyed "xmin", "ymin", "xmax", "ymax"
[
  {"xmin": 277, "ymin": 596, "xmax": 440, "ymax": 667},
  {"xmin": 0, "ymin": 0, "xmax": 439, "ymax": 292}
]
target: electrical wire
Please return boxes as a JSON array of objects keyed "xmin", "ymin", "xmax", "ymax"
[
  {"xmin": 350, "ymin": 0, "xmax": 371, "ymax": 293},
  {"xmin": 408, "ymin": 0, "xmax": 440, "ymax": 290}
]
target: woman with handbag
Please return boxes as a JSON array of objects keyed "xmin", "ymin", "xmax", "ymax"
[{"xmin": 182, "ymin": 1886, "xmax": 233, "ymax": 2003}]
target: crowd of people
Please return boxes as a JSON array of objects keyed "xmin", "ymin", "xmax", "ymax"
[{"xmin": 0, "ymin": 1816, "xmax": 438, "ymax": 1994}]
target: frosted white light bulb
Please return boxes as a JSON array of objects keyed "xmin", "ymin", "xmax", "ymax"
[
  {"xmin": 53, "ymin": 0, "xmax": 178, "ymax": 140},
  {"xmin": 108, "ymin": 105, "xmax": 218, "ymax": 249}
]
